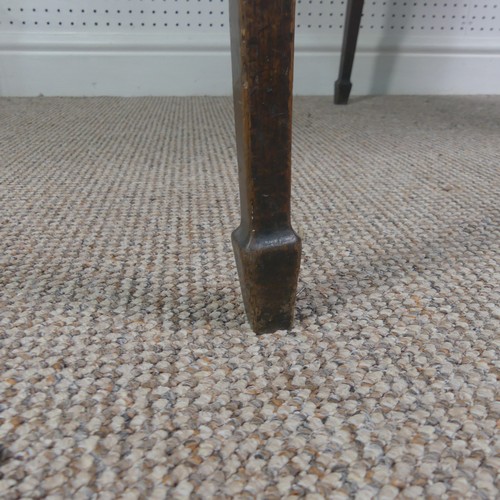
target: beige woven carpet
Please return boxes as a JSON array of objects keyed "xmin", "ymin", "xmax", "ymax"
[{"xmin": 1, "ymin": 96, "xmax": 499, "ymax": 499}]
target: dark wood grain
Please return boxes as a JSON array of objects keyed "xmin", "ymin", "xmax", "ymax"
[
  {"xmin": 229, "ymin": 0, "xmax": 301, "ymax": 333},
  {"xmin": 334, "ymin": 0, "xmax": 364, "ymax": 104}
]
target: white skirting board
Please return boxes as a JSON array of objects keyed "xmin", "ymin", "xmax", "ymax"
[{"xmin": 0, "ymin": 33, "xmax": 499, "ymax": 96}]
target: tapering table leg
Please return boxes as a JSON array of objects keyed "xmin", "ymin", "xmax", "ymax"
[
  {"xmin": 229, "ymin": 0, "xmax": 301, "ymax": 333},
  {"xmin": 334, "ymin": 0, "xmax": 364, "ymax": 105}
]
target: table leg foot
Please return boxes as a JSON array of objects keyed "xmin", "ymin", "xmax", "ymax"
[
  {"xmin": 232, "ymin": 227, "xmax": 301, "ymax": 333},
  {"xmin": 334, "ymin": 80, "xmax": 353, "ymax": 105}
]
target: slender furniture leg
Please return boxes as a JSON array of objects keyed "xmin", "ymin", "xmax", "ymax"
[
  {"xmin": 229, "ymin": 0, "xmax": 301, "ymax": 334},
  {"xmin": 334, "ymin": 0, "xmax": 364, "ymax": 105}
]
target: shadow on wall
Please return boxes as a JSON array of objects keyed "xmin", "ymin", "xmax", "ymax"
[{"xmin": 368, "ymin": 1, "xmax": 415, "ymax": 96}]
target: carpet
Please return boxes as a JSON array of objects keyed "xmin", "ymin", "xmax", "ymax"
[{"xmin": 0, "ymin": 96, "xmax": 499, "ymax": 498}]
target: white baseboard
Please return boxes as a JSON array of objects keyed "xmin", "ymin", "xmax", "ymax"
[{"xmin": 1, "ymin": 32, "xmax": 499, "ymax": 96}]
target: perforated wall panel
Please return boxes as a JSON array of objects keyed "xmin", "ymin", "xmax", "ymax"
[
  {"xmin": 1, "ymin": 1, "xmax": 499, "ymax": 95},
  {"xmin": 1, "ymin": 1, "xmax": 499, "ymax": 36}
]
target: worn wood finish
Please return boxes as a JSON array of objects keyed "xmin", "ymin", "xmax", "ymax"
[
  {"xmin": 229, "ymin": 0, "xmax": 301, "ymax": 334},
  {"xmin": 334, "ymin": 0, "xmax": 364, "ymax": 105}
]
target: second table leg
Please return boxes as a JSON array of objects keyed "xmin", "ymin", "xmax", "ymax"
[{"xmin": 335, "ymin": 0, "xmax": 364, "ymax": 105}]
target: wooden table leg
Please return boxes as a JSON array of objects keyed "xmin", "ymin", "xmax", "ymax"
[
  {"xmin": 229, "ymin": 0, "xmax": 301, "ymax": 334},
  {"xmin": 334, "ymin": 0, "xmax": 364, "ymax": 104}
]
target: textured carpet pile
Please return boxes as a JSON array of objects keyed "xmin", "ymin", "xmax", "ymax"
[{"xmin": 0, "ymin": 96, "xmax": 499, "ymax": 498}]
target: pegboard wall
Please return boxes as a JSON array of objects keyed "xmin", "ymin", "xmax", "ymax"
[
  {"xmin": 1, "ymin": 1, "xmax": 499, "ymax": 35},
  {"xmin": 1, "ymin": 1, "xmax": 500, "ymax": 96}
]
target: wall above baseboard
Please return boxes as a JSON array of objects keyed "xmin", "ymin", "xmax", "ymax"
[{"xmin": 1, "ymin": 33, "xmax": 499, "ymax": 96}]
